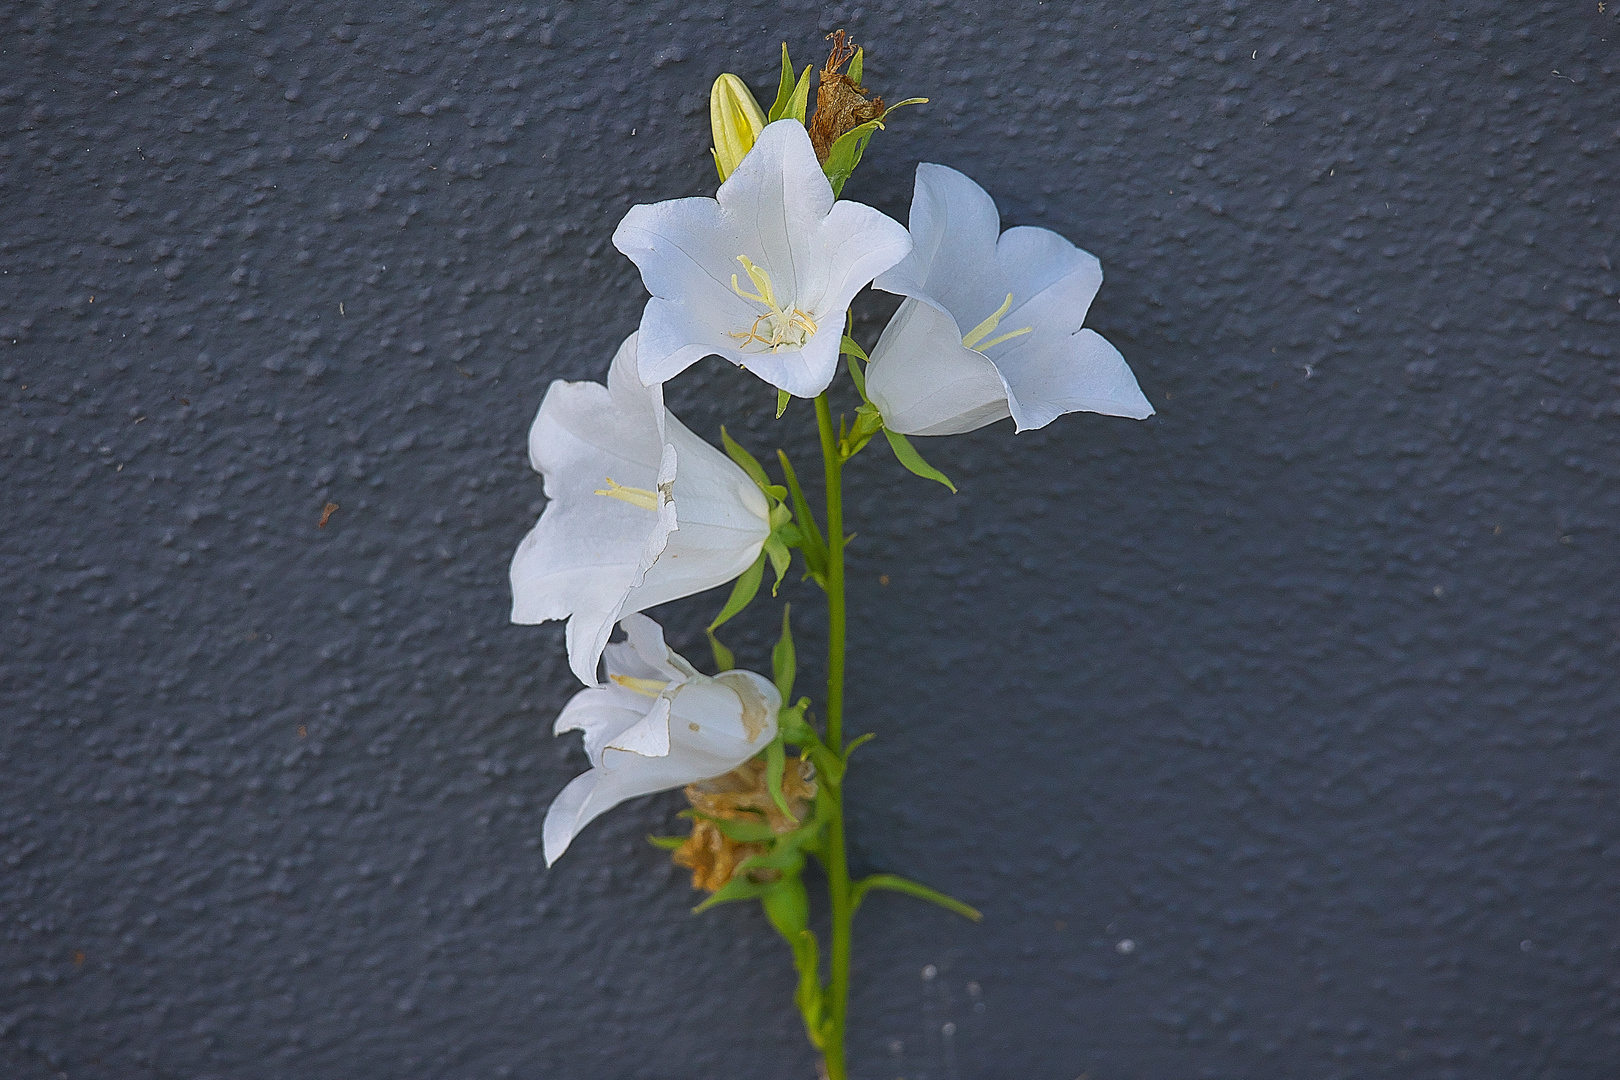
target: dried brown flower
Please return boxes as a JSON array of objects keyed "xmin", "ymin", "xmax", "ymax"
[
  {"xmin": 806, "ymin": 31, "xmax": 886, "ymax": 163},
  {"xmin": 672, "ymin": 756, "xmax": 817, "ymax": 892}
]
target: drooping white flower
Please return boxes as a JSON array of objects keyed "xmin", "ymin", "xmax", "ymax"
[
  {"xmin": 868, "ymin": 163, "xmax": 1153, "ymax": 436},
  {"xmin": 612, "ymin": 119, "xmax": 912, "ymax": 398},
  {"xmin": 510, "ymin": 332, "xmax": 771, "ymax": 688},
  {"xmin": 543, "ymin": 613, "xmax": 781, "ymax": 866}
]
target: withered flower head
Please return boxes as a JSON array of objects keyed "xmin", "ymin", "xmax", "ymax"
[
  {"xmin": 807, "ymin": 30, "xmax": 886, "ymax": 163},
  {"xmin": 672, "ymin": 756, "xmax": 817, "ymax": 892}
]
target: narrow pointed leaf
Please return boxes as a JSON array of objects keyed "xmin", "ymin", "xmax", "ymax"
[
  {"xmin": 720, "ymin": 425, "xmax": 771, "ymax": 489},
  {"xmin": 847, "ymin": 46, "xmax": 863, "ymax": 86},
  {"xmin": 765, "ymin": 737, "xmax": 796, "ymax": 824},
  {"xmin": 883, "ymin": 429, "xmax": 957, "ymax": 493},
  {"xmin": 772, "ymin": 605, "xmax": 796, "ymax": 701},
  {"xmin": 842, "ymin": 731, "xmax": 875, "ymax": 759},
  {"xmin": 776, "ymin": 451, "xmax": 827, "ymax": 574},
  {"xmin": 765, "ymin": 536, "xmax": 791, "ymax": 596},
  {"xmin": 647, "ymin": 834, "xmax": 686, "ymax": 851},
  {"xmin": 840, "ymin": 334, "xmax": 869, "ymax": 363},
  {"xmin": 766, "ymin": 43, "xmax": 795, "ymax": 122},
  {"xmin": 776, "ymin": 388, "xmax": 791, "ymax": 419},
  {"xmin": 708, "ymin": 553, "xmax": 765, "ymax": 634},
  {"xmin": 691, "ymin": 812, "xmax": 780, "ymax": 844},
  {"xmin": 785, "ymin": 65, "xmax": 813, "ymax": 124},
  {"xmin": 706, "ymin": 628, "xmax": 734, "ymax": 674},
  {"xmin": 851, "ymin": 873, "xmax": 983, "ymax": 922},
  {"xmin": 692, "ymin": 874, "xmax": 772, "ymax": 913}
]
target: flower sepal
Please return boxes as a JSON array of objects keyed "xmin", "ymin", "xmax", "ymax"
[{"xmin": 839, "ymin": 335, "xmax": 959, "ymax": 492}]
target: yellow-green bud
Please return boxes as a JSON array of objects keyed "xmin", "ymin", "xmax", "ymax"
[{"xmin": 710, "ymin": 73, "xmax": 767, "ymax": 182}]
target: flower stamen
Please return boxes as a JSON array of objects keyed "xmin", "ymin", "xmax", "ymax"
[
  {"xmin": 727, "ymin": 255, "xmax": 818, "ymax": 352},
  {"xmin": 960, "ymin": 292, "xmax": 1032, "ymax": 352},
  {"xmin": 610, "ymin": 674, "xmax": 670, "ymax": 697},
  {"xmin": 593, "ymin": 477, "xmax": 660, "ymax": 511}
]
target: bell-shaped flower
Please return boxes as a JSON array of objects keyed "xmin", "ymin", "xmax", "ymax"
[
  {"xmin": 612, "ymin": 119, "xmax": 911, "ymax": 398},
  {"xmin": 543, "ymin": 613, "xmax": 781, "ymax": 866},
  {"xmin": 868, "ymin": 163, "xmax": 1153, "ymax": 436},
  {"xmin": 510, "ymin": 332, "xmax": 772, "ymax": 687}
]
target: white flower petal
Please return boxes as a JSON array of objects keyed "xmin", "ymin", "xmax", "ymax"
[
  {"xmin": 510, "ymin": 334, "xmax": 770, "ymax": 686},
  {"xmin": 542, "ymin": 618, "xmax": 781, "ymax": 866},
  {"xmin": 612, "ymin": 120, "xmax": 910, "ymax": 397},
  {"xmin": 874, "ymin": 162, "xmax": 1003, "ymax": 324},
  {"xmin": 866, "ymin": 298, "xmax": 1011, "ymax": 436},
  {"xmin": 627, "ymin": 412, "xmax": 771, "ymax": 610},
  {"xmin": 553, "ymin": 691, "xmax": 646, "ymax": 768}
]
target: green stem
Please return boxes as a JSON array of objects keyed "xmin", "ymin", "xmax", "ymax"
[{"xmin": 813, "ymin": 392, "xmax": 852, "ymax": 1080}]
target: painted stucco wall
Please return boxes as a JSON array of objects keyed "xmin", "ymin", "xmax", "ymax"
[{"xmin": 3, "ymin": 2, "xmax": 1618, "ymax": 1076}]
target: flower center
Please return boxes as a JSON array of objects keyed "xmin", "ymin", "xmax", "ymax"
[
  {"xmin": 610, "ymin": 674, "xmax": 670, "ymax": 697},
  {"xmin": 593, "ymin": 477, "xmax": 666, "ymax": 511},
  {"xmin": 960, "ymin": 292, "xmax": 1033, "ymax": 352},
  {"xmin": 727, "ymin": 255, "xmax": 818, "ymax": 352}
]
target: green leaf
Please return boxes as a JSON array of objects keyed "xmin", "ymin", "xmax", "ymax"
[
  {"xmin": 719, "ymin": 425, "xmax": 771, "ymax": 489},
  {"xmin": 764, "ymin": 535, "xmax": 791, "ymax": 596},
  {"xmin": 822, "ymin": 119, "xmax": 881, "ymax": 199},
  {"xmin": 647, "ymin": 834, "xmax": 686, "ymax": 851},
  {"xmin": 706, "ymin": 628, "xmax": 734, "ymax": 673},
  {"xmin": 821, "ymin": 97, "xmax": 928, "ymax": 197},
  {"xmin": 692, "ymin": 873, "xmax": 773, "ymax": 914},
  {"xmin": 775, "ymin": 451, "xmax": 827, "ymax": 576},
  {"xmin": 767, "ymin": 45, "xmax": 813, "ymax": 125},
  {"xmin": 775, "ymin": 388, "xmax": 791, "ymax": 419},
  {"xmin": 839, "ymin": 402, "xmax": 884, "ymax": 462},
  {"xmin": 771, "ymin": 606, "xmax": 796, "ymax": 701},
  {"xmin": 764, "ymin": 737, "xmax": 797, "ymax": 824},
  {"xmin": 851, "ymin": 873, "xmax": 983, "ymax": 922},
  {"xmin": 882, "ymin": 428, "xmax": 957, "ymax": 493},
  {"xmin": 842, "ymin": 731, "xmax": 875, "ymax": 759},
  {"xmin": 708, "ymin": 553, "xmax": 765, "ymax": 633},
  {"xmin": 778, "ymin": 699, "xmax": 820, "ymax": 748},
  {"xmin": 840, "ymin": 334, "xmax": 869, "ymax": 364},
  {"xmin": 706, "ymin": 552, "xmax": 765, "ymax": 669},
  {"xmin": 766, "ymin": 43, "xmax": 795, "ymax": 122},
  {"xmin": 846, "ymin": 46, "xmax": 863, "ymax": 86},
  {"xmin": 688, "ymin": 811, "xmax": 779, "ymax": 844},
  {"xmin": 786, "ymin": 66, "xmax": 813, "ymax": 125}
]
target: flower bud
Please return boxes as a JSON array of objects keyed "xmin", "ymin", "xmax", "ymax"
[{"xmin": 710, "ymin": 73, "xmax": 768, "ymax": 181}]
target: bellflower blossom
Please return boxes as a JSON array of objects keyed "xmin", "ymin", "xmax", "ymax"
[
  {"xmin": 510, "ymin": 333, "xmax": 771, "ymax": 687},
  {"xmin": 543, "ymin": 614, "xmax": 781, "ymax": 865},
  {"xmin": 868, "ymin": 163, "xmax": 1153, "ymax": 436},
  {"xmin": 612, "ymin": 119, "xmax": 912, "ymax": 398}
]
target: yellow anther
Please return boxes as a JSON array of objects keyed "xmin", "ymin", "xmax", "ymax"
[
  {"xmin": 610, "ymin": 674, "xmax": 669, "ymax": 697},
  {"xmin": 960, "ymin": 292, "xmax": 1031, "ymax": 352},
  {"xmin": 593, "ymin": 477, "xmax": 659, "ymax": 511}
]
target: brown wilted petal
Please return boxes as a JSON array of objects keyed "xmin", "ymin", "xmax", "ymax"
[
  {"xmin": 671, "ymin": 757, "xmax": 817, "ymax": 892},
  {"xmin": 807, "ymin": 30, "xmax": 885, "ymax": 163}
]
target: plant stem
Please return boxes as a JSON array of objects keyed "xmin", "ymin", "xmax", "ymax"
[{"xmin": 813, "ymin": 392, "xmax": 852, "ymax": 1080}]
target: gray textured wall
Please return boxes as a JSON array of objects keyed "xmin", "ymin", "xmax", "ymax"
[{"xmin": 3, "ymin": 1, "xmax": 1618, "ymax": 1077}]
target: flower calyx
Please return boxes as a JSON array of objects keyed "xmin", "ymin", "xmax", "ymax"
[
  {"xmin": 838, "ymin": 331, "xmax": 958, "ymax": 493},
  {"xmin": 805, "ymin": 31, "xmax": 929, "ymax": 197},
  {"xmin": 807, "ymin": 31, "xmax": 884, "ymax": 163},
  {"xmin": 670, "ymin": 756, "xmax": 819, "ymax": 893}
]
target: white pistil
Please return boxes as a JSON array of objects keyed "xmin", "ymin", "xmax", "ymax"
[
  {"xmin": 960, "ymin": 292, "xmax": 1033, "ymax": 352},
  {"xmin": 593, "ymin": 477, "xmax": 660, "ymax": 511},
  {"xmin": 610, "ymin": 674, "xmax": 669, "ymax": 697},
  {"xmin": 728, "ymin": 255, "xmax": 818, "ymax": 352}
]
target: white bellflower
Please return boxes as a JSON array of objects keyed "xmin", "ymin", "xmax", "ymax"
[{"xmin": 869, "ymin": 164, "xmax": 1153, "ymax": 435}]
